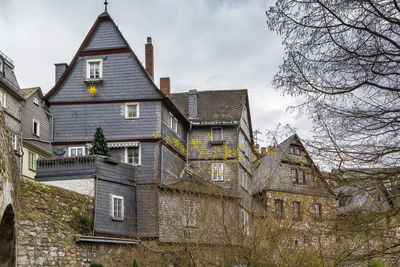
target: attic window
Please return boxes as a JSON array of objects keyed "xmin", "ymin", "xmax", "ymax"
[
  {"xmin": 290, "ymin": 145, "xmax": 301, "ymax": 155},
  {"xmin": 86, "ymin": 59, "xmax": 103, "ymax": 80},
  {"xmin": 0, "ymin": 91, "xmax": 6, "ymax": 109},
  {"xmin": 0, "ymin": 60, "xmax": 3, "ymax": 73},
  {"xmin": 33, "ymin": 97, "xmax": 39, "ymax": 105}
]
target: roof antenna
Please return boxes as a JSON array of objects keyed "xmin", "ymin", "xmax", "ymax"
[{"xmin": 104, "ymin": 0, "xmax": 108, "ymax": 12}]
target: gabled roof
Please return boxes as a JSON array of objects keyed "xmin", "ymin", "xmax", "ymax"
[
  {"xmin": 0, "ymin": 53, "xmax": 23, "ymax": 100},
  {"xmin": 21, "ymin": 87, "xmax": 43, "ymax": 100},
  {"xmin": 169, "ymin": 89, "xmax": 248, "ymax": 123},
  {"xmin": 252, "ymin": 134, "xmax": 335, "ymax": 197},
  {"xmin": 44, "ymin": 11, "xmax": 162, "ymax": 101}
]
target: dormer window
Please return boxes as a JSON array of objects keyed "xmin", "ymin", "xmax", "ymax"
[
  {"xmin": 0, "ymin": 91, "xmax": 6, "ymax": 109},
  {"xmin": 86, "ymin": 59, "xmax": 103, "ymax": 80},
  {"xmin": 290, "ymin": 145, "xmax": 301, "ymax": 155},
  {"xmin": 33, "ymin": 97, "xmax": 39, "ymax": 105}
]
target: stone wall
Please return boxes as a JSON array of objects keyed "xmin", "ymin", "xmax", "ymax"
[
  {"xmin": 0, "ymin": 108, "xmax": 19, "ymax": 266},
  {"xmin": 17, "ymin": 178, "xmax": 94, "ymax": 266},
  {"xmin": 15, "ymin": 178, "xmax": 175, "ymax": 267}
]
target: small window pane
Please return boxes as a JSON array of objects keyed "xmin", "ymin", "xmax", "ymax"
[
  {"xmin": 127, "ymin": 147, "xmax": 139, "ymax": 165},
  {"xmin": 212, "ymin": 128, "xmax": 222, "ymax": 141},
  {"xmin": 126, "ymin": 104, "xmax": 138, "ymax": 119}
]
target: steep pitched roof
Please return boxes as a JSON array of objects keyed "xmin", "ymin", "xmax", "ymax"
[
  {"xmin": 0, "ymin": 54, "xmax": 23, "ymax": 100},
  {"xmin": 169, "ymin": 89, "xmax": 247, "ymax": 123},
  {"xmin": 252, "ymin": 134, "xmax": 335, "ymax": 197},
  {"xmin": 21, "ymin": 87, "xmax": 43, "ymax": 100},
  {"xmin": 44, "ymin": 11, "xmax": 162, "ymax": 101}
]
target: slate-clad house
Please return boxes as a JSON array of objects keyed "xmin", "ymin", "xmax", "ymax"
[
  {"xmin": 0, "ymin": 50, "xmax": 24, "ymax": 167},
  {"xmin": 169, "ymin": 89, "xmax": 254, "ymax": 226},
  {"xmin": 40, "ymin": 8, "xmax": 255, "ymax": 240},
  {"xmin": 43, "ymin": 10, "xmax": 189, "ymax": 238},
  {"xmin": 21, "ymin": 87, "xmax": 52, "ymax": 179}
]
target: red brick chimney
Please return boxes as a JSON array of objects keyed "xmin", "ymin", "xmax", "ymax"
[
  {"xmin": 160, "ymin": 77, "xmax": 170, "ymax": 95},
  {"xmin": 261, "ymin": 147, "xmax": 267, "ymax": 155},
  {"xmin": 145, "ymin": 37, "xmax": 154, "ymax": 80}
]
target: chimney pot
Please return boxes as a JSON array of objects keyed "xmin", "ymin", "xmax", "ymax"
[
  {"xmin": 54, "ymin": 63, "xmax": 68, "ymax": 83},
  {"xmin": 145, "ymin": 37, "xmax": 154, "ymax": 80},
  {"xmin": 261, "ymin": 147, "xmax": 267, "ymax": 155},
  {"xmin": 160, "ymin": 77, "xmax": 170, "ymax": 95}
]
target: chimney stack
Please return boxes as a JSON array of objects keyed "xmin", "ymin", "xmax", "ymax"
[
  {"xmin": 145, "ymin": 37, "xmax": 154, "ymax": 80},
  {"xmin": 261, "ymin": 147, "xmax": 267, "ymax": 155},
  {"xmin": 160, "ymin": 77, "xmax": 170, "ymax": 95},
  {"xmin": 188, "ymin": 89, "xmax": 198, "ymax": 119},
  {"xmin": 54, "ymin": 63, "xmax": 68, "ymax": 83}
]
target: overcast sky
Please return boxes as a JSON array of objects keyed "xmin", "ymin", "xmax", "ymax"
[{"xmin": 0, "ymin": 0, "xmax": 312, "ymax": 146}]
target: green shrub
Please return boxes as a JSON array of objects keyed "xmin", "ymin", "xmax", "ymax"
[{"xmin": 132, "ymin": 259, "xmax": 139, "ymax": 267}]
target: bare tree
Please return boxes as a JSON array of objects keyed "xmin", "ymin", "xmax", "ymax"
[{"xmin": 266, "ymin": 0, "xmax": 400, "ymax": 169}]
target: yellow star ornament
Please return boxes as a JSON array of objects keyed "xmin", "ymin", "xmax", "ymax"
[{"xmin": 88, "ymin": 85, "xmax": 97, "ymax": 96}]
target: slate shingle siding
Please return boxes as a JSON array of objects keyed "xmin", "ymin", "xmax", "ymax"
[
  {"xmin": 83, "ymin": 20, "xmax": 127, "ymax": 51},
  {"xmin": 52, "ymin": 101, "xmax": 160, "ymax": 142},
  {"xmin": 21, "ymin": 90, "xmax": 51, "ymax": 153},
  {"xmin": 50, "ymin": 53, "xmax": 162, "ymax": 102},
  {"xmin": 161, "ymin": 145, "xmax": 186, "ymax": 185}
]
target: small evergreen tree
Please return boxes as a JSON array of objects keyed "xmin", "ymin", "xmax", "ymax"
[
  {"xmin": 132, "ymin": 259, "xmax": 139, "ymax": 267},
  {"xmin": 89, "ymin": 127, "xmax": 110, "ymax": 157}
]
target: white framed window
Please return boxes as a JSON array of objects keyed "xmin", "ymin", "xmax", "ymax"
[
  {"xmin": 211, "ymin": 127, "xmax": 223, "ymax": 141},
  {"xmin": 184, "ymin": 199, "xmax": 196, "ymax": 227},
  {"xmin": 124, "ymin": 145, "xmax": 140, "ymax": 165},
  {"xmin": 29, "ymin": 151, "xmax": 36, "ymax": 171},
  {"xmin": 10, "ymin": 132, "xmax": 17, "ymax": 151},
  {"xmin": 33, "ymin": 97, "xmax": 39, "ymax": 105},
  {"xmin": 86, "ymin": 59, "xmax": 103, "ymax": 79},
  {"xmin": 169, "ymin": 113, "xmax": 178, "ymax": 133},
  {"xmin": 125, "ymin": 103, "xmax": 139, "ymax": 119},
  {"xmin": 0, "ymin": 60, "xmax": 3, "ymax": 73},
  {"xmin": 241, "ymin": 209, "xmax": 250, "ymax": 235},
  {"xmin": 0, "ymin": 91, "xmax": 6, "ymax": 109},
  {"xmin": 33, "ymin": 119, "xmax": 40, "ymax": 136},
  {"xmin": 68, "ymin": 146, "xmax": 85, "ymax": 157},
  {"xmin": 111, "ymin": 194, "xmax": 124, "ymax": 221},
  {"xmin": 211, "ymin": 162, "xmax": 224, "ymax": 182}
]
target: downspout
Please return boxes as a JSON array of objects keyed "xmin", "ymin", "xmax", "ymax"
[
  {"xmin": 19, "ymin": 99, "xmax": 26, "ymax": 178},
  {"xmin": 42, "ymin": 108, "xmax": 54, "ymax": 141},
  {"xmin": 186, "ymin": 122, "xmax": 192, "ymax": 172}
]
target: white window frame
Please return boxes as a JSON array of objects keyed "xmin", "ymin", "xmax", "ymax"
[
  {"xmin": 86, "ymin": 59, "xmax": 103, "ymax": 79},
  {"xmin": 10, "ymin": 132, "xmax": 17, "ymax": 151},
  {"xmin": 33, "ymin": 97, "xmax": 39, "ymax": 106},
  {"xmin": 68, "ymin": 146, "xmax": 86, "ymax": 157},
  {"xmin": 211, "ymin": 127, "xmax": 223, "ymax": 141},
  {"xmin": 125, "ymin": 102, "xmax": 139, "ymax": 119},
  {"xmin": 211, "ymin": 162, "xmax": 224, "ymax": 182},
  {"xmin": 32, "ymin": 119, "xmax": 40, "ymax": 136},
  {"xmin": 28, "ymin": 151, "xmax": 36, "ymax": 171},
  {"xmin": 111, "ymin": 194, "xmax": 124, "ymax": 221},
  {"xmin": 241, "ymin": 209, "xmax": 250, "ymax": 235},
  {"xmin": 169, "ymin": 113, "xmax": 178, "ymax": 133},
  {"xmin": 0, "ymin": 91, "xmax": 6, "ymax": 109},
  {"xmin": 124, "ymin": 145, "xmax": 141, "ymax": 165},
  {"xmin": 0, "ymin": 60, "xmax": 3, "ymax": 73},
  {"xmin": 184, "ymin": 199, "xmax": 196, "ymax": 227}
]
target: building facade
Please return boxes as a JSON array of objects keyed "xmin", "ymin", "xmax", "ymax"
[
  {"xmin": 21, "ymin": 87, "xmax": 52, "ymax": 179},
  {"xmin": 0, "ymin": 50, "xmax": 24, "ymax": 169}
]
